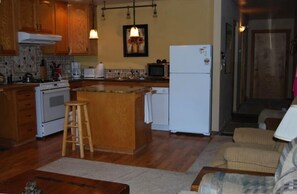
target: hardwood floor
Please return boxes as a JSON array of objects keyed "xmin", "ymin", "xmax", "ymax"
[{"xmin": 0, "ymin": 130, "xmax": 211, "ymax": 181}]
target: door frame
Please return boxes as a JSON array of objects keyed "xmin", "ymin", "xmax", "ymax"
[{"xmin": 250, "ymin": 29, "xmax": 290, "ymax": 99}]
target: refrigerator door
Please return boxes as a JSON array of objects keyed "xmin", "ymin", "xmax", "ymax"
[
  {"xmin": 169, "ymin": 73, "xmax": 211, "ymax": 135},
  {"xmin": 170, "ymin": 45, "xmax": 212, "ymax": 74}
]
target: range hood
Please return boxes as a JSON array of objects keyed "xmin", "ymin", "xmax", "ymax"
[{"xmin": 18, "ymin": 32, "xmax": 62, "ymax": 45}]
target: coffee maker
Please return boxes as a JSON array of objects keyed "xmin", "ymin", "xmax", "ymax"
[{"xmin": 71, "ymin": 62, "xmax": 81, "ymax": 79}]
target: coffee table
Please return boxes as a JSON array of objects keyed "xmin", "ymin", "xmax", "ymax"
[{"xmin": 0, "ymin": 170, "xmax": 129, "ymax": 194}]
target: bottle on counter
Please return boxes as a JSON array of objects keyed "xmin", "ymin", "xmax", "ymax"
[{"xmin": 95, "ymin": 62, "xmax": 105, "ymax": 78}]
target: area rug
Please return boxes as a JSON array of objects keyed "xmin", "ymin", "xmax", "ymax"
[{"xmin": 38, "ymin": 135, "xmax": 232, "ymax": 194}]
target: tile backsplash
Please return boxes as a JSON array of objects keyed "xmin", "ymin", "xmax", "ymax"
[{"xmin": 0, "ymin": 45, "xmax": 73, "ymax": 83}]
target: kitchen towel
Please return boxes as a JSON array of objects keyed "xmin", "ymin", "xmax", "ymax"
[{"xmin": 144, "ymin": 92, "xmax": 153, "ymax": 124}]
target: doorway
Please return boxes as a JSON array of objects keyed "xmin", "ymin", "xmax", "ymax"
[{"xmin": 250, "ymin": 30, "xmax": 290, "ymax": 99}]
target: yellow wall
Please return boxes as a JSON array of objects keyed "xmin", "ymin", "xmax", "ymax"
[{"xmin": 75, "ymin": 0, "xmax": 214, "ymax": 69}]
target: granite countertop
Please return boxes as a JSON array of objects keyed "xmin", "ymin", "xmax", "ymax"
[
  {"xmin": 74, "ymin": 84, "xmax": 151, "ymax": 94},
  {"xmin": 69, "ymin": 77, "xmax": 169, "ymax": 83},
  {"xmin": 0, "ymin": 83, "xmax": 38, "ymax": 92}
]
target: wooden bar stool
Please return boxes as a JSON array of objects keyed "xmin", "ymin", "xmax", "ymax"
[{"xmin": 62, "ymin": 101, "xmax": 94, "ymax": 158}]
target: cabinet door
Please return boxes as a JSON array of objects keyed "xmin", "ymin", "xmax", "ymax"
[
  {"xmin": 18, "ymin": 0, "xmax": 36, "ymax": 32},
  {"xmin": 0, "ymin": 0, "xmax": 18, "ymax": 55},
  {"xmin": 18, "ymin": 0, "xmax": 54, "ymax": 33},
  {"xmin": 37, "ymin": 0, "xmax": 54, "ymax": 33},
  {"xmin": 55, "ymin": 1, "xmax": 69, "ymax": 54},
  {"xmin": 68, "ymin": 3, "xmax": 89, "ymax": 55}
]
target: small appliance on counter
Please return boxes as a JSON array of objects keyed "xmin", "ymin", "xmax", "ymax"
[
  {"xmin": 84, "ymin": 68, "xmax": 95, "ymax": 78},
  {"xmin": 95, "ymin": 62, "xmax": 105, "ymax": 78},
  {"xmin": 23, "ymin": 73, "xmax": 34, "ymax": 83},
  {"xmin": 71, "ymin": 62, "xmax": 81, "ymax": 79}
]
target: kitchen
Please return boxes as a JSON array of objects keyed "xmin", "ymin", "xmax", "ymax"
[{"xmin": 0, "ymin": 0, "xmax": 215, "ymax": 149}]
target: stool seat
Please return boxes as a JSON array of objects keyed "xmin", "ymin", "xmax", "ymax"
[{"xmin": 62, "ymin": 100, "xmax": 94, "ymax": 158}]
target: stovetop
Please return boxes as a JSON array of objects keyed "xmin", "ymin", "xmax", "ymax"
[{"xmin": 22, "ymin": 78, "xmax": 61, "ymax": 83}]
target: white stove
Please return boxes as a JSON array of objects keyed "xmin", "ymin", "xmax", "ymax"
[{"xmin": 35, "ymin": 80, "xmax": 70, "ymax": 138}]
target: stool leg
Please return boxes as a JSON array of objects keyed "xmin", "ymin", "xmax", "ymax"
[
  {"xmin": 62, "ymin": 104, "xmax": 70, "ymax": 156},
  {"xmin": 77, "ymin": 105, "xmax": 84, "ymax": 158},
  {"xmin": 83, "ymin": 104, "xmax": 94, "ymax": 153},
  {"xmin": 71, "ymin": 105, "xmax": 77, "ymax": 151}
]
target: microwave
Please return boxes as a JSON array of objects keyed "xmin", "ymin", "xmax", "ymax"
[{"xmin": 147, "ymin": 63, "xmax": 169, "ymax": 79}]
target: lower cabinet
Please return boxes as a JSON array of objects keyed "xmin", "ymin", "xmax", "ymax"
[{"xmin": 0, "ymin": 86, "xmax": 37, "ymax": 146}]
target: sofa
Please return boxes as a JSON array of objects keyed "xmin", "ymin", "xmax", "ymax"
[
  {"xmin": 179, "ymin": 136, "xmax": 297, "ymax": 194},
  {"xmin": 211, "ymin": 127, "xmax": 287, "ymax": 173}
]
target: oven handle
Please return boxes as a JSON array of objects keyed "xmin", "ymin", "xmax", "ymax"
[{"xmin": 42, "ymin": 87, "xmax": 70, "ymax": 94}]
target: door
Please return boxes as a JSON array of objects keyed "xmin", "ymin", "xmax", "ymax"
[
  {"xmin": 169, "ymin": 73, "xmax": 211, "ymax": 135},
  {"xmin": 251, "ymin": 30, "xmax": 290, "ymax": 99}
]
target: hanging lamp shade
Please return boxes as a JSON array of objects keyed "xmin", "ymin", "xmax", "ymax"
[
  {"xmin": 89, "ymin": 29, "xmax": 99, "ymax": 39},
  {"xmin": 89, "ymin": 0, "xmax": 98, "ymax": 39},
  {"xmin": 130, "ymin": 26, "xmax": 139, "ymax": 37},
  {"xmin": 130, "ymin": 0, "xmax": 139, "ymax": 38}
]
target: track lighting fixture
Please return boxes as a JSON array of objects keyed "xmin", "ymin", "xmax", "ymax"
[
  {"xmin": 153, "ymin": 5, "xmax": 157, "ymax": 17},
  {"xmin": 126, "ymin": 7, "xmax": 131, "ymax": 19},
  {"xmin": 101, "ymin": 0, "xmax": 157, "ymax": 21}
]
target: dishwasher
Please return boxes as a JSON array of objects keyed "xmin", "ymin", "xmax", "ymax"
[{"xmin": 151, "ymin": 87, "xmax": 169, "ymax": 131}]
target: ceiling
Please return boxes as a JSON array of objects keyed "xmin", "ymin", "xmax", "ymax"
[
  {"xmin": 73, "ymin": 0, "xmax": 297, "ymax": 19},
  {"xmin": 238, "ymin": 0, "xmax": 297, "ymax": 19}
]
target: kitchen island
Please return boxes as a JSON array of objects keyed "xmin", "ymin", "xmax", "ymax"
[{"xmin": 75, "ymin": 84, "xmax": 152, "ymax": 154}]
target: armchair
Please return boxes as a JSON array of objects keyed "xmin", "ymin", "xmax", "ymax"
[
  {"xmin": 211, "ymin": 127, "xmax": 286, "ymax": 173},
  {"xmin": 180, "ymin": 137, "xmax": 297, "ymax": 194}
]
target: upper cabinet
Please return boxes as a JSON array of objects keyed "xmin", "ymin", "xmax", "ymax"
[
  {"xmin": 0, "ymin": 0, "xmax": 18, "ymax": 55},
  {"xmin": 54, "ymin": 1, "xmax": 69, "ymax": 54},
  {"xmin": 17, "ymin": 0, "xmax": 54, "ymax": 33},
  {"xmin": 68, "ymin": 2, "xmax": 90, "ymax": 55}
]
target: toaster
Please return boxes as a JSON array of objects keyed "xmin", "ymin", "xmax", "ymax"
[{"xmin": 84, "ymin": 68, "xmax": 95, "ymax": 78}]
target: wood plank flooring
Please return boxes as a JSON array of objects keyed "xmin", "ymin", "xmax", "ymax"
[{"xmin": 0, "ymin": 130, "xmax": 211, "ymax": 181}]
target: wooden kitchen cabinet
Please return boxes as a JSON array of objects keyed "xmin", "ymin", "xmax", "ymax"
[
  {"xmin": 17, "ymin": 0, "xmax": 55, "ymax": 33},
  {"xmin": 0, "ymin": 85, "xmax": 37, "ymax": 147},
  {"xmin": 68, "ymin": 2, "xmax": 90, "ymax": 55},
  {"xmin": 54, "ymin": 1, "xmax": 69, "ymax": 54},
  {"xmin": 0, "ymin": 0, "xmax": 18, "ymax": 55}
]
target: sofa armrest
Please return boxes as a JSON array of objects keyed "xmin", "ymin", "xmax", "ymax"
[
  {"xmin": 233, "ymin": 127, "xmax": 275, "ymax": 145},
  {"xmin": 224, "ymin": 147, "xmax": 280, "ymax": 169},
  {"xmin": 191, "ymin": 166, "xmax": 274, "ymax": 191}
]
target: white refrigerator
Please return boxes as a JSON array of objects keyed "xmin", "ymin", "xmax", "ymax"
[{"xmin": 169, "ymin": 45, "xmax": 212, "ymax": 135}]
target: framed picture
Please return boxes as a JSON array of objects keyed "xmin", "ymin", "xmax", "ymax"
[
  {"xmin": 123, "ymin": 24, "xmax": 148, "ymax": 57},
  {"xmin": 225, "ymin": 22, "xmax": 234, "ymax": 74}
]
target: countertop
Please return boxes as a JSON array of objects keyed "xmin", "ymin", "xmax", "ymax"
[
  {"xmin": 69, "ymin": 77, "xmax": 169, "ymax": 83},
  {"xmin": 0, "ymin": 83, "xmax": 38, "ymax": 92},
  {"xmin": 74, "ymin": 84, "xmax": 151, "ymax": 94}
]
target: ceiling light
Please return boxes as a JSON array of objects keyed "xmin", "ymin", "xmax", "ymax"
[
  {"xmin": 126, "ymin": 7, "xmax": 131, "ymax": 19},
  {"xmin": 153, "ymin": 5, "xmax": 157, "ymax": 17},
  {"xmin": 130, "ymin": 0, "xmax": 139, "ymax": 38},
  {"xmin": 89, "ymin": 0, "xmax": 98, "ymax": 39},
  {"xmin": 239, "ymin": 26, "xmax": 246, "ymax": 32}
]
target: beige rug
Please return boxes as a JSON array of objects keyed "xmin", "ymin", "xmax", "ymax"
[{"xmin": 38, "ymin": 135, "xmax": 232, "ymax": 194}]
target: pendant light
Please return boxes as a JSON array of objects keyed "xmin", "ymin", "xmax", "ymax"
[
  {"xmin": 89, "ymin": 0, "xmax": 98, "ymax": 39},
  {"xmin": 130, "ymin": 0, "xmax": 139, "ymax": 38}
]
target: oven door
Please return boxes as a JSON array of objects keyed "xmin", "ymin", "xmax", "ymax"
[{"xmin": 41, "ymin": 87, "xmax": 70, "ymax": 123}]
